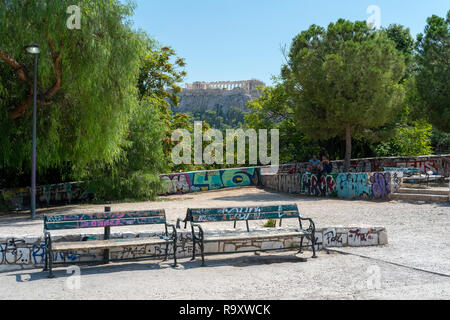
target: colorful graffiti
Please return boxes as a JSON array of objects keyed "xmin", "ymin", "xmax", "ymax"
[
  {"xmin": 300, "ymin": 174, "xmax": 337, "ymax": 197},
  {"xmin": 335, "ymin": 173, "xmax": 372, "ymax": 199},
  {"xmin": 1, "ymin": 182, "xmax": 94, "ymax": 211},
  {"xmin": 278, "ymin": 155, "xmax": 449, "ymax": 176},
  {"xmin": 1, "ymin": 155, "xmax": 445, "ymax": 211},
  {"xmin": 160, "ymin": 167, "xmax": 261, "ymax": 195},
  {"xmin": 298, "ymin": 172, "xmax": 402, "ymax": 200},
  {"xmin": 370, "ymin": 173, "xmax": 391, "ymax": 199}
]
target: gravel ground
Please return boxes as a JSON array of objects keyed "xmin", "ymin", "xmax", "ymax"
[{"xmin": 0, "ymin": 187, "xmax": 449, "ymax": 299}]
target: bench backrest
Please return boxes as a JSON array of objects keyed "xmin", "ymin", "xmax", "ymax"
[
  {"xmin": 44, "ymin": 209, "xmax": 167, "ymax": 231},
  {"xmin": 383, "ymin": 167, "xmax": 420, "ymax": 173},
  {"xmin": 187, "ymin": 204, "xmax": 300, "ymax": 223}
]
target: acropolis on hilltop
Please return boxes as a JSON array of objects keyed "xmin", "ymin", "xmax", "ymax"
[{"xmin": 185, "ymin": 79, "xmax": 266, "ymax": 91}]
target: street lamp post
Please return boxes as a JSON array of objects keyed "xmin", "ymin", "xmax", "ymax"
[{"xmin": 25, "ymin": 43, "xmax": 40, "ymax": 219}]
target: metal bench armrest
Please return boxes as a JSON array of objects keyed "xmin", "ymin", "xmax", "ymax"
[
  {"xmin": 176, "ymin": 218, "xmax": 186, "ymax": 229},
  {"xmin": 44, "ymin": 232, "xmax": 52, "ymax": 248},
  {"xmin": 166, "ymin": 224, "xmax": 178, "ymax": 240},
  {"xmin": 191, "ymin": 223, "xmax": 204, "ymax": 241},
  {"xmin": 299, "ymin": 217, "xmax": 316, "ymax": 234}
]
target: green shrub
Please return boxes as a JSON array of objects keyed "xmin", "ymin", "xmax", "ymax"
[
  {"xmin": 263, "ymin": 219, "xmax": 277, "ymax": 228},
  {"xmin": 88, "ymin": 171, "xmax": 163, "ymax": 202}
]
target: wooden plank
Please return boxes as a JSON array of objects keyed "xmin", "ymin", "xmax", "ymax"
[
  {"xmin": 189, "ymin": 205, "xmax": 298, "ymax": 216},
  {"xmin": 192, "ymin": 211, "xmax": 299, "ymax": 222},
  {"xmin": 45, "ymin": 216, "xmax": 167, "ymax": 231},
  {"xmin": 203, "ymin": 231, "xmax": 307, "ymax": 242},
  {"xmin": 189, "ymin": 204, "xmax": 299, "ymax": 223},
  {"xmin": 45, "ymin": 209, "xmax": 165, "ymax": 223},
  {"xmin": 52, "ymin": 237, "xmax": 171, "ymax": 251}
]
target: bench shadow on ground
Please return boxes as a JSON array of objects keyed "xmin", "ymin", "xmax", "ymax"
[{"xmin": 10, "ymin": 252, "xmax": 309, "ymax": 283}]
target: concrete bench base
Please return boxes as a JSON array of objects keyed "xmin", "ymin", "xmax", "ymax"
[{"xmin": 0, "ymin": 226, "xmax": 387, "ymax": 272}]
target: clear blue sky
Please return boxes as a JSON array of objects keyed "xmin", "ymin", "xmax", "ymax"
[{"xmin": 132, "ymin": 0, "xmax": 449, "ymax": 86}]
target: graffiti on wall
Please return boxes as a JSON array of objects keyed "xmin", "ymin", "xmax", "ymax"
[
  {"xmin": 335, "ymin": 173, "xmax": 372, "ymax": 199},
  {"xmin": 160, "ymin": 167, "xmax": 261, "ymax": 195},
  {"xmin": 278, "ymin": 155, "xmax": 449, "ymax": 176},
  {"xmin": 300, "ymin": 174, "xmax": 337, "ymax": 197},
  {"xmin": 299, "ymin": 172, "xmax": 403, "ymax": 200},
  {"xmin": 1, "ymin": 182, "xmax": 94, "ymax": 211}
]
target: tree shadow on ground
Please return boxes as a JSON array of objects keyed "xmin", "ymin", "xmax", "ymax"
[
  {"xmin": 212, "ymin": 190, "xmax": 351, "ymax": 203},
  {"xmin": 0, "ymin": 205, "xmax": 111, "ymax": 223}
]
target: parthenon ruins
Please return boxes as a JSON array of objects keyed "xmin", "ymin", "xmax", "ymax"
[{"xmin": 185, "ymin": 79, "xmax": 266, "ymax": 91}]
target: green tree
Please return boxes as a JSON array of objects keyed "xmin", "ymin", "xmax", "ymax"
[
  {"xmin": 0, "ymin": 0, "xmax": 145, "ymax": 183},
  {"xmin": 373, "ymin": 121, "xmax": 433, "ymax": 157},
  {"xmin": 415, "ymin": 11, "xmax": 450, "ymax": 133},
  {"xmin": 386, "ymin": 24, "xmax": 416, "ymax": 79},
  {"xmin": 90, "ymin": 39, "xmax": 188, "ymax": 200},
  {"xmin": 245, "ymin": 82, "xmax": 321, "ymax": 163},
  {"xmin": 283, "ymin": 19, "xmax": 406, "ymax": 170},
  {"xmin": 431, "ymin": 128, "xmax": 450, "ymax": 154}
]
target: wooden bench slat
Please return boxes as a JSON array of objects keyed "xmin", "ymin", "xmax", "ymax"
[
  {"xmin": 192, "ymin": 210, "xmax": 299, "ymax": 222},
  {"xmin": 188, "ymin": 204, "xmax": 300, "ymax": 223},
  {"xmin": 45, "ymin": 216, "xmax": 167, "ymax": 231},
  {"xmin": 52, "ymin": 237, "xmax": 172, "ymax": 251},
  {"xmin": 45, "ymin": 210, "xmax": 165, "ymax": 223},
  {"xmin": 203, "ymin": 230, "xmax": 307, "ymax": 242},
  {"xmin": 43, "ymin": 208, "xmax": 178, "ymax": 277},
  {"xmin": 189, "ymin": 205, "xmax": 298, "ymax": 216}
]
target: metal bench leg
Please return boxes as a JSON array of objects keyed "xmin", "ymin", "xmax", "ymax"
[
  {"xmin": 43, "ymin": 234, "xmax": 49, "ymax": 272},
  {"xmin": 298, "ymin": 236, "xmax": 304, "ymax": 254},
  {"xmin": 43, "ymin": 245, "xmax": 49, "ymax": 272},
  {"xmin": 48, "ymin": 251, "xmax": 55, "ymax": 278},
  {"xmin": 163, "ymin": 242, "xmax": 169, "ymax": 262},
  {"xmin": 310, "ymin": 234, "xmax": 317, "ymax": 259},
  {"xmin": 191, "ymin": 238, "xmax": 196, "ymax": 261},
  {"xmin": 173, "ymin": 240, "xmax": 178, "ymax": 268},
  {"xmin": 200, "ymin": 241, "xmax": 205, "ymax": 267}
]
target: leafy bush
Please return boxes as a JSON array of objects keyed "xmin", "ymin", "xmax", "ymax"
[
  {"xmin": 263, "ymin": 219, "xmax": 277, "ymax": 228},
  {"xmin": 89, "ymin": 171, "xmax": 163, "ymax": 202},
  {"xmin": 373, "ymin": 121, "xmax": 433, "ymax": 157}
]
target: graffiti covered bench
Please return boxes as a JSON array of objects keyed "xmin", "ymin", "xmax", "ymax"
[
  {"xmin": 177, "ymin": 204, "xmax": 317, "ymax": 266},
  {"xmin": 43, "ymin": 207, "xmax": 177, "ymax": 278}
]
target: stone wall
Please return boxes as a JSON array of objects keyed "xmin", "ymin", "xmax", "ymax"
[
  {"xmin": 261, "ymin": 172, "xmax": 403, "ymax": 200},
  {"xmin": 278, "ymin": 154, "xmax": 450, "ymax": 176},
  {"xmin": 0, "ymin": 227, "xmax": 387, "ymax": 271},
  {"xmin": 2, "ymin": 155, "xmax": 448, "ymax": 210},
  {"xmin": 160, "ymin": 167, "xmax": 261, "ymax": 195},
  {"xmin": 0, "ymin": 182, "xmax": 94, "ymax": 212}
]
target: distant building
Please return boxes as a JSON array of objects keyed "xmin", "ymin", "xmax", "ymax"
[
  {"xmin": 171, "ymin": 79, "xmax": 266, "ymax": 114},
  {"xmin": 185, "ymin": 79, "xmax": 266, "ymax": 92}
]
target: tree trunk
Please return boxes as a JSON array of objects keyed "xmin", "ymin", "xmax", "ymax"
[{"xmin": 344, "ymin": 124, "xmax": 352, "ymax": 172}]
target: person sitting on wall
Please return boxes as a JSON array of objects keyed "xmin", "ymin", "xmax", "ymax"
[
  {"xmin": 318, "ymin": 155, "xmax": 333, "ymax": 195},
  {"xmin": 309, "ymin": 155, "xmax": 321, "ymax": 174}
]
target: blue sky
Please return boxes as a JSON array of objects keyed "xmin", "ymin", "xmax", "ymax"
[{"xmin": 132, "ymin": 0, "xmax": 449, "ymax": 86}]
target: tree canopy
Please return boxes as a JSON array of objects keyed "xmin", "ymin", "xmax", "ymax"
[
  {"xmin": 282, "ymin": 19, "xmax": 406, "ymax": 169},
  {"xmin": 415, "ymin": 10, "xmax": 450, "ymax": 133},
  {"xmin": 0, "ymin": 0, "xmax": 146, "ymax": 182}
]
